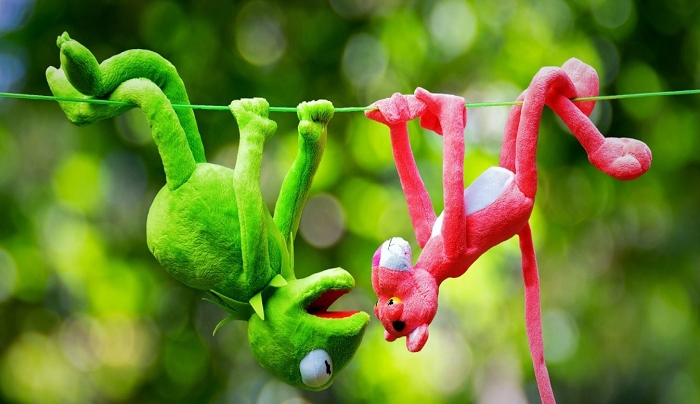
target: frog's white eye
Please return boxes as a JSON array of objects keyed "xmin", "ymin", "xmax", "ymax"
[{"xmin": 300, "ymin": 349, "xmax": 333, "ymax": 388}]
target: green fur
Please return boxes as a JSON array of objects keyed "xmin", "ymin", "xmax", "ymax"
[
  {"xmin": 249, "ymin": 268, "xmax": 369, "ymax": 391},
  {"xmin": 46, "ymin": 32, "xmax": 369, "ymax": 390}
]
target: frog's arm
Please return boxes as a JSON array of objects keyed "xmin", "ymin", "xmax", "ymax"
[
  {"xmin": 273, "ymin": 101, "xmax": 333, "ymax": 279},
  {"xmin": 230, "ymin": 99, "xmax": 278, "ymax": 303},
  {"xmin": 46, "ymin": 32, "xmax": 205, "ymax": 163}
]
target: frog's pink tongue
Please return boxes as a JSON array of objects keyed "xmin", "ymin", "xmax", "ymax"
[{"xmin": 307, "ymin": 290, "xmax": 359, "ymax": 319}]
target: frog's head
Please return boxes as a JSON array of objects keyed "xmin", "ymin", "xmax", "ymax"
[{"xmin": 247, "ymin": 267, "xmax": 370, "ymax": 391}]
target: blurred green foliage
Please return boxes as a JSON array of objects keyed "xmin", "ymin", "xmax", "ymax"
[{"xmin": 1, "ymin": 0, "xmax": 700, "ymax": 403}]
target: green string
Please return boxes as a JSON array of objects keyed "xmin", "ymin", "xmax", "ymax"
[{"xmin": 1, "ymin": 89, "xmax": 699, "ymax": 112}]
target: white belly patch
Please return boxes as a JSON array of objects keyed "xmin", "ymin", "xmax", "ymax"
[{"xmin": 431, "ymin": 166, "xmax": 514, "ymax": 238}]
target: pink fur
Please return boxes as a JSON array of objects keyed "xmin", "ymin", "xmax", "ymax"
[{"xmin": 365, "ymin": 58, "xmax": 652, "ymax": 404}]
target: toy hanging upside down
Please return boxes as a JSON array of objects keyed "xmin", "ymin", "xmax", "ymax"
[
  {"xmin": 46, "ymin": 32, "xmax": 369, "ymax": 390},
  {"xmin": 365, "ymin": 59, "xmax": 651, "ymax": 403}
]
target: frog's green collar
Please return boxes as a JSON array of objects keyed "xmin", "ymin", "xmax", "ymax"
[{"xmin": 204, "ymin": 274, "xmax": 288, "ymax": 335}]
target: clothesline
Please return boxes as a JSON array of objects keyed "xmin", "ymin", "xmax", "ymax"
[{"xmin": 1, "ymin": 89, "xmax": 699, "ymax": 112}]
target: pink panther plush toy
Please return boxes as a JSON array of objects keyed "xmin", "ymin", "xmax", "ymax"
[{"xmin": 365, "ymin": 58, "xmax": 652, "ymax": 404}]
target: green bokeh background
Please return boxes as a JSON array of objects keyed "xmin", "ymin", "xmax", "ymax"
[{"xmin": 1, "ymin": 0, "xmax": 699, "ymax": 403}]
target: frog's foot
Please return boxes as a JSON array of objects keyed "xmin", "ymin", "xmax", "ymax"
[
  {"xmin": 46, "ymin": 65, "xmax": 132, "ymax": 127},
  {"xmin": 248, "ymin": 268, "xmax": 370, "ymax": 391},
  {"xmin": 46, "ymin": 32, "xmax": 127, "ymax": 126},
  {"xmin": 230, "ymin": 98, "xmax": 277, "ymax": 143},
  {"xmin": 297, "ymin": 100, "xmax": 333, "ymax": 143},
  {"xmin": 55, "ymin": 32, "xmax": 104, "ymax": 97}
]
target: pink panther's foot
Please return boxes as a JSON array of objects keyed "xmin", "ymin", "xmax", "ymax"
[
  {"xmin": 589, "ymin": 137, "xmax": 652, "ymax": 180},
  {"xmin": 560, "ymin": 58, "xmax": 599, "ymax": 117},
  {"xmin": 414, "ymin": 87, "xmax": 466, "ymax": 135}
]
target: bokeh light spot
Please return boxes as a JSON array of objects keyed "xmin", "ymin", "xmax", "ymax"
[
  {"xmin": 329, "ymin": 0, "xmax": 377, "ymax": 18},
  {"xmin": 139, "ymin": 1, "xmax": 186, "ymax": 52},
  {"xmin": 590, "ymin": 0, "xmax": 632, "ymax": 29},
  {"xmin": 162, "ymin": 330, "xmax": 209, "ymax": 387},
  {"xmin": 0, "ymin": 333, "xmax": 88, "ymax": 403},
  {"xmin": 616, "ymin": 61, "xmax": 663, "ymax": 120},
  {"xmin": 339, "ymin": 177, "xmax": 390, "ymax": 240},
  {"xmin": 59, "ymin": 317, "xmax": 100, "ymax": 372},
  {"xmin": 0, "ymin": 125, "xmax": 18, "ymax": 187},
  {"xmin": 428, "ymin": 0, "xmax": 477, "ymax": 59},
  {"xmin": 419, "ymin": 329, "xmax": 471, "ymax": 394},
  {"xmin": 0, "ymin": 248, "xmax": 17, "ymax": 302},
  {"xmin": 42, "ymin": 204, "xmax": 88, "ymax": 257},
  {"xmin": 594, "ymin": 37, "xmax": 621, "ymax": 85},
  {"xmin": 478, "ymin": 353, "xmax": 527, "ymax": 404},
  {"xmin": 534, "ymin": 0, "xmax": 573, "ymax": 39},
  {"xmin": 235, "ymin": 1, "xmax": 287, "ymax": 67},
  {"xmin": 464, "ymin": 82, "xmax": 520, "ymax": 149},
  {"xmin": 648, "ymin": 282, "xmax": 691, "ymax": 346},
  {"xmin": 53, "ymin": 154, "xmax": 103, "ymax": 213},
  {"xmin": 660, "ymin": 371, "xmax": 699, "ymax": 404},
  {"xmin": 348, "ymin": 115, "xmax": 393, "ymax": 170},
  {"xmin": 0, "ymin": 0, "xmax": 34, "ymax": 33},
  {"xmin": 0, "ymin": 49, "xmax": 27, "ymax": 94},
  {"xmin": 300, "ymin": 193, "xmax": 345, "ymax": 248},
  {"xmin": 342, "ymin": 33, "xmax": 388, "ymax": 88},
  {"xmin": 545, "ymin": 168, "xmax": 596, "ymax": 226},
  {"xmin": 115, "ymin": 109, "xmax": 153, "ymax": 146},
  {"xmin": 256, "ymin": 379, "xmax": 305, "ymax": 404},
  {"xmin": 542, "ymin": 309, "xmax": 579, "ymax": 363},
  {"xmin": 99, "ymin": 151, "xmax": 148, "ymax": 209}
]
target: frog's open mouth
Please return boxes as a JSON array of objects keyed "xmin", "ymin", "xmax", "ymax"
[{"xmin": 306, "ymin": 289, "xmax": 359, "ymax": 319}]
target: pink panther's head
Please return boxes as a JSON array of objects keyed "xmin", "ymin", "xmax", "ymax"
[{"xmin": 371, "ymin": 237, "xmax": 438, "ymax": 352}]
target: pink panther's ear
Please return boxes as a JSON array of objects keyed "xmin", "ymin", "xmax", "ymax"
[
  {"xmin": 373, "ymin": 237, "xmax": 412, "ymax": 271},
  {"xmin": 406, "ymin": 324, "xmax": 429, "ymax": 352}
]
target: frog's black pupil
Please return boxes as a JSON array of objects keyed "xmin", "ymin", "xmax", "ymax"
[
  {"xmin": 325, "ymin": 360, "xmax": 331, "ymax": 375},
  {"xmin": 388, "ymin": 299, "xmax": 394, "ymax": 306}
]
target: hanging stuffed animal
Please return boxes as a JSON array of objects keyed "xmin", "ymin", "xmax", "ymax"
[
  {"xmin": 365, "ymin": 59, "xmax": 652, "ymax": 403},
  {"xmin": 45, "ymin": 32, "xmax": 370, "ymax": 390}
]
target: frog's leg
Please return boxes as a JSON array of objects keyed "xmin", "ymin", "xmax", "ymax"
[
  {"xmin": 273, "ymin": 100, "xmax": 333, "ymax": 279},
  {"xmin": 230, "ymin": 99, "xmax": 278, "ymax": 287},
  {"xmin": 45, "ymin": 32, "xmax": 205, "ymax": 163},
  {"xmin": 102, "ymin": 78, "xmax": 196, "ymax": 190}
]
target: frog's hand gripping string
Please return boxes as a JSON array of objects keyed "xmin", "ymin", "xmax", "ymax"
[{"xmin": 46, "ymin": 32, "xmax": 205, "ymax": 172}]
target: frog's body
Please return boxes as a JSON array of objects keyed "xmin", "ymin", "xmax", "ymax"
[
  {"xmin": 46, "ymin": 32, "xmax": 369, "ymax": 391},
  {"xmin": 147, "ymin": 163, "xmax": 285, "ymax": 301}
]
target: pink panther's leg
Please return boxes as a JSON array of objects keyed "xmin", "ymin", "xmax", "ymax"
[
  {"xmin": 414, "ymin": 88, "xmax": 467, "ymax": 259},
  {"xmin": 547, "ymin": 95, "xmax": 652, "ymax": 180},
  {"xmin": 366, "ymin": 93, "xmax": 436, "ymax": 248},
  {"xmin": 519, "ymin": 223, "xmax": 556, "ymax": 404},
  {"xmin": 517, "ymin": 58, "xmax": 651, "ymax": 184},
  {"xmin": 548, "ymin": 58, "xmax": 651, "ymax": 181},
  {"xmin": 499, "ymin": 93, "xmax": 525, "ymax": 172},
  {"xmin": 515, "ymin": 68, "xmax": 578, "ymax": 199}
]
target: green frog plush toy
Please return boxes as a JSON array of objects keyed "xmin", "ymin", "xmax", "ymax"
[{"xmin": 46, "ymin": 32, "xmax": 369, "ymax": 390}]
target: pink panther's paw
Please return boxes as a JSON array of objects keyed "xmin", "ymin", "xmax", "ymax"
[
  {"xmin": 366, "ymin": 93, "xmax": 426, "ymax": 126},
  {"xmin": 589, "ymin": 137, "xmax": 652, "ymax": 180}
]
